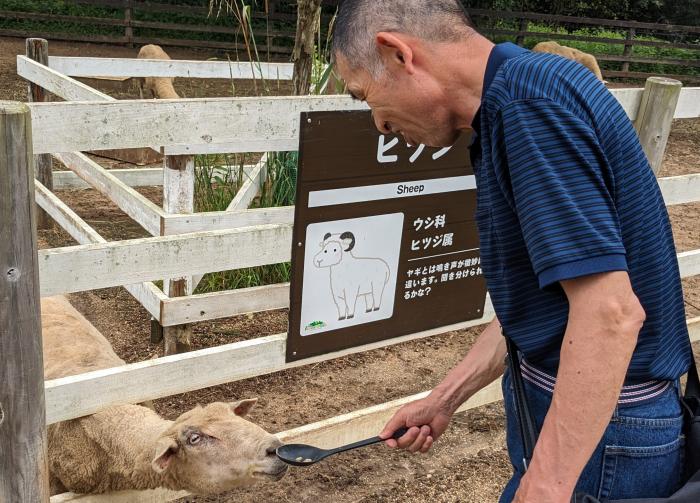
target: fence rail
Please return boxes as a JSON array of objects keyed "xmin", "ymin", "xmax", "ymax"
[{"xmin": 2, "ymin": 3, "xmax": 700, "ymax": 80}]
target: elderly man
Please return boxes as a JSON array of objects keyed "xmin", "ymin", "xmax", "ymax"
[{"xmin": 332, "ymin": 1, "xmax": 691, "ymax": 502}]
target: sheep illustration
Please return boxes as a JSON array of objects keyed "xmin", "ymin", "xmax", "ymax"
[{"xmin": 313, "ymin": 232, "xmax": 391, "ymax": 321}]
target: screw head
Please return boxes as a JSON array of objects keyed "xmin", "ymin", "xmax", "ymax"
[{"xmin": 297, "ymin": 242, "xmax": 303, "ymax": 247}]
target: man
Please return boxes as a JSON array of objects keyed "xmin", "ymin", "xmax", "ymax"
[{"xmin": 332, "ymin": 1, "xmax": 691, "ymax": 502}]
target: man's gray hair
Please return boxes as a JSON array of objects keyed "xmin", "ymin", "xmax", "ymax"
[{"xmin": 333, "ymin": 0, "xmax": 474, "ymax": 77}]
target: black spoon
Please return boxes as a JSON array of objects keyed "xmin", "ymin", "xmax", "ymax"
[{"xmin": 276, "ymin": 427, "xmax": 409, "ymax": 467}]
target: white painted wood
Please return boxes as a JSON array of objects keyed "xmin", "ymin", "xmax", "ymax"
[
  {"xmin": 48, "ymin": 56, "xmax": 294, "ymax": 80},
  {"xmin": 38, "ymin": 224, "xmax": 293, "ymax": 297},
  {"xmin": 160, "ymin": 283, "xmax": 290, "ymax": 326},
  {"xmin": 678, "ymin": 249, "xmax": 700, "ymax": 278},
  {"xmin": 279, "ymin": 378, "xmax": 504, "ymax": 448},
  {"xmin": 226, "ymin": 154, "xmax": 267, "ymax": 212},
  {"xmin": 161, "ymin": 206, "xmax": 294, "ymax": 234},
  {"xmin": 27, "ymin": 96, "xmax": 369, "ymax": 154},
  {"xmin": 54, "ymin": 152, "xmax": 164, "ymax": 236},
  {"xmin": 34, "ymin": 181, "xmax": 166, "ymax": 319},
  {"xmin": 674, "ymin": 87, "xmax": 700, "ymax": 119},
  {"xmin": 35, "ymin": 181, "xmax": 104, "ymax": 244},
  {"xmin": 658, "ymin": 174, "xmax": 700, "ymax": 205},
  {"xmin": 41, "ymin": 309, "xmax": 700, "ymax": 427},
  {"xmin": 53, "ymin": 168, "xmax": 163, "ymax": 190},
  {"xmin": 162, "ymin": 155, "xmax": 195, "ymax": 352},
  {"xmin": 17, "ymin": 55, "xmax": 114, "ymax": 102},
  {"xmin": 50, "ymin": 488, "xmax": 187, "ymax": 503},
  {"xmin": 157, "ymin": 173, "xmax": 693, "ymax": 236},
  {"xmin": 53, "ymin": 165, "xmax": 258, "ymax": 190},
  {"xmin": 612, "ymin": 87, "xmax": 644, "ymax": 120},
  {"xmin": 690, "ymin": 316, "xmax": 700, "ymax": 344}
]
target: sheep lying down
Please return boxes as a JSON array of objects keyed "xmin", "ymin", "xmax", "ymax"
[{"xmin": 42, "ymin": 295, "xmax": 288, "ymax": 495}]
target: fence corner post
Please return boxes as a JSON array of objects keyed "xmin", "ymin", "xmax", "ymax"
[
  {"xmin": 634, "ymin": 77, "xmax": 682, "ymax": 176},
  {"xmin": 25, "ymin": 38, "xmax": 53, "ymax": 230},
  {"xmin": 161, "ymin": 154, "xmax": 195, "ymax": 355},
  {"xmin": 0, "ymin": 101, "xmax": 50, "ymax": 502}
]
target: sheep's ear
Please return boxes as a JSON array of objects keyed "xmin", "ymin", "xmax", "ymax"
[
  {"xmin": 230, "ymin": 398, "xmax": 258, "ymax": 417},
  {"xmin": 152, "ymin": 437, "xmax": 179, "ymax": 474},
  {"xmin": 323, "ymin": 233, "xmax": 332, "ymax": 241},
  {"xmin": 340, "ymin": 232, "xmax": 355, "ymax": 251}
]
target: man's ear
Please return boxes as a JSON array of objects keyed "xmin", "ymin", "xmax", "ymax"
[
  {"xmin": 376, "ymin": 32, "xmax": 415, "ymax": 74},
  {"xmin": 152, "ymin": 437, "xmax": 179, "ymax": 474},
  {"xmin": 230, "ymin": 398, "xmax": 258, "ymax": 417}
]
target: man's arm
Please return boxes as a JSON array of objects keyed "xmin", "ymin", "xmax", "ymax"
[
  {"xmin": 514, "ymin": 270, "xmax": 645, "ymax": 503},
  {"xmin": 380, "ymin": 315, "xmax": 506, "ymax": 451}
]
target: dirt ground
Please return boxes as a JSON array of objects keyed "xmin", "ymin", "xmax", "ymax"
[{"xmin": 1, "ymin": 35, "xmax": 699, "ymax": 502}]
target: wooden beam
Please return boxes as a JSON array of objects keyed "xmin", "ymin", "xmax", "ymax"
[
  {"xmin": 160, "ymin": 283, "xmax": 290, "ymax": 326},
  {"xmin": 45, "ymin": 297, "xmax": 495, "ymax": 426},
  {"xmin": 53, "ymin": 152, "xmax": 164, "ymax": 236},
  {"xmin": 634, "ymin": 77, "xmax": 683, "ymax": 175},
  {"xmin": 48, "ymin": 56, "xmax": 295, "ymax": 80},
  {"xmin": 678, "ymin": 249, "xmax": 700, "ymax": 278},
  {"xmin": 26, "ymin": 39, "xmax": 53, "ymax": 230},
  {"xmin": 25, "ymin": 89, "xmax": 700, "ymax": 156},
  {"xmin": 162, "ymin": 155, "xmax": 195, "ymax": 354},
  {"xmin": 38, "ymin": 224, "xmax": 293, "ymax": 297},
  {"xmin": 161, "ymin": 206, "xmax": 294, "ymax": 234},
  {"xmin": 52, "ymin": 167, "xmax": 163, "ymax": 190},
  {"xmin": 26, "ymin": 96, "xmax": 368, "ymax": 155},
  {"xmin": 675, "ymin": 87, "xmax": 700, "ymax": 119},
  {"xmin": 17, "ymin": 56, "xmax": 114, "ymax": 102},
  {"xmin": 52, "ymin": 165, "xmax": 259, "ymax": 190},
  {"xmin": 658, "ymin": 174, "xmax": 700, "ymax": 206},
  {"xmin": 0, "ymin": 101, "xmax": 50, "ymax": 502},
  {"xmin": 34, "ymin": 181, "xmax": 166, "ymax": 320}
]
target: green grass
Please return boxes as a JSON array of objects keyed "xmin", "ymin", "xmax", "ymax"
[{"xmin": 193, "ymin": 151, "xmax": 298, "ymax": 294}]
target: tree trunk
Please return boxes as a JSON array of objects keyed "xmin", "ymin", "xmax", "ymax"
[{"xmin": 292, "ymin": 0, "xmax": 322, "ymax": 95}]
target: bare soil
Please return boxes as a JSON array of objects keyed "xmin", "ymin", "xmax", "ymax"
[{"xmin": 1, "ymin": 35, "xmax": 699, "ymax": 502}]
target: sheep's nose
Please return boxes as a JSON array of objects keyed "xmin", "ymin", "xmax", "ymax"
[{"xmin": 266, "ymin": 438, "xmax": 283, "ymax": 457}]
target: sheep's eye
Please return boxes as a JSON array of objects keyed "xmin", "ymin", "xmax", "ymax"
[
  {"xmin": 333, "ymin": 248, "xmax": 337, "ymax": 252},
  {"xmin": 188, "ymin": 433, "xmax": 201, "ymax": 445}
]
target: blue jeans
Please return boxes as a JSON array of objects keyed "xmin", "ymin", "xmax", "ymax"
[{"xmin": 499, "ymin": 368, "xmax": 684, "ymax": 502}]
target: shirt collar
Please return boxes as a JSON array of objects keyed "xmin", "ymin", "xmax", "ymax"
[{"xmin": 471, "ymin": 42, "xmax": 529, "ymax": 136}]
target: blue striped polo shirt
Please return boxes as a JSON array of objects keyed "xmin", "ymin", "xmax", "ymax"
[{"xmin": 471, "ymin": 43, "xmax": 691, "ymax": 383}]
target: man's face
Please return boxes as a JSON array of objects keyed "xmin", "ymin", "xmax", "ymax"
[{"xmin": 335, "ymin": 52, "xmax": 461, "ymax": 148}]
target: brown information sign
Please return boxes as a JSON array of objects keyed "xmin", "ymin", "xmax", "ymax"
[{"xmin": 287, "ymin": 111, "xmax": 487, "ymax": 362}]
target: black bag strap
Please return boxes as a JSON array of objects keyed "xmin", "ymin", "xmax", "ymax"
[
  {"xmin": 505, "ymin": 335, "xmax": 538, "ymax": 469},
  {"xmin": 685, "ymin": 350, "xmax": 700, "ymax": 402}
]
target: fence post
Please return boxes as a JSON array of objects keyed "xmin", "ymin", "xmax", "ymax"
[
  {"xmin": 0, "ymin": 101, "xmax": 50, "ymax": 502},
  {"xmin": 125, "ymin": 0, "xmax": 133, "ymax": 47},
  {"xmin": 515, "ymin": 18, "xmax": 529, "ymax": 47},
  {"xmin": 162, "ymin": 154, "xmax": 194, "ymax": 355},
  {"xmin": 634, "ymin": 77, "xmax": 682, "ymax": 176},
  {"xmin": 621, "ymin": 27, "xmax": 635, "ymax": 73},
  {"xmin": 25, "ymin": 38, "xmax": 53, "ymax": 230}
]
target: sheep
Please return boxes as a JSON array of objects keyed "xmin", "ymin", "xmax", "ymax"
[
  {"xmin": 313, "ymin": 232, "xmax": 391, "ymax": 320},
  {"xmin": 42, "ymin": 295, "xmax": 287, "ymax": 495},
  {"xmin": 136, "ymin": 44, "xmax": 180, "ymax": 99},
  {"xmin": 532, "ymin": 41, "xmax": 604, "ymax": 81}
]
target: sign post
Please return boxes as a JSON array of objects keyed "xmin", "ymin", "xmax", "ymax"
[{"xmin": 287, "ymin": 111, "xmax": 487, "ymax": 362}]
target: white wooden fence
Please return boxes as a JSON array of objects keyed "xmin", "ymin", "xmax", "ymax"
[{"xmin": 7, "ymin": 48, "xmax": 700, "ymax": 503}]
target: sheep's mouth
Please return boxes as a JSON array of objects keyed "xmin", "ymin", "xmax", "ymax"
[{"xmin": 253, "ymin": 465, "xmax": 288, "ymax": 481}]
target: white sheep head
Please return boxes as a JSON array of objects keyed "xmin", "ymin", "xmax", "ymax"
[
  {"xmin": 314, "ymin": 232, "xmax": 355, "ymax": 268},
  {"xmin": 151, "ymin": 399, "xmax": 287, "ymax": 494}
]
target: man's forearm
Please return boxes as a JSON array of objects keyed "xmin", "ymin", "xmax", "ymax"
[
  {"xmin": 519, "ymin": 286, "xmax": 643, "ymax": 501},
  {"xmin": 431, "ymin": 316, "xmax": 506, "ymax": 414}
]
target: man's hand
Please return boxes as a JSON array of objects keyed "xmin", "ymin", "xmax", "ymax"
[{"xmin": 379, "ymin": 394, "xmax": 453, "ymax": 453}]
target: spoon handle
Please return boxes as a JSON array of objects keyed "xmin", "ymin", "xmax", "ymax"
[{"xmin": 329, "ymin": 427, "xmax": 409, "ymax": 455}]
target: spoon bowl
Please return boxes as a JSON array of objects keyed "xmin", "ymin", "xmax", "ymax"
[{"xmin": 276, "ymin": 427, "xmax": 409, "ymax": 467}]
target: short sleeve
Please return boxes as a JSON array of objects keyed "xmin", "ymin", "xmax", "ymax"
[{"xmin": 495, "ymin": 98, "xmax": 628, "ymax": 289}]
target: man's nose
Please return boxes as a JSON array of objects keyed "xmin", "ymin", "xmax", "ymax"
[{"xmin": 373, "ymin": 113, "xmax": 391, "ymax": 135}]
